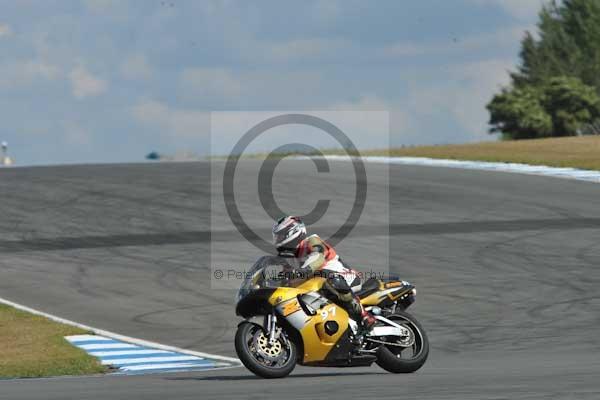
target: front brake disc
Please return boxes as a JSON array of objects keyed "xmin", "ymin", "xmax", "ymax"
[{"xmin": 253, "ymin": 331, "xmax": 284, "ymax": 361}]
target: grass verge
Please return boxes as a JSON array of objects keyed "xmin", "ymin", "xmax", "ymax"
[
  {"xmin": 0, "ymin": 303, "xmax": 106, "ymax": 378},
  {"xmin": 355, "ymin": 136, "xmax": 600, "ymax": 171}
]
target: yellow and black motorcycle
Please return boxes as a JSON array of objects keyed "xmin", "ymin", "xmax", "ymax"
[{"xmin": 234, "ymin": 256, "xmax": 429, "ymax": 378}]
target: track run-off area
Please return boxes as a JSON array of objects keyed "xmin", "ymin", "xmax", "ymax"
[{"xmin": 1, "ymin": 160, "xmax": 599, "ymax": 399}]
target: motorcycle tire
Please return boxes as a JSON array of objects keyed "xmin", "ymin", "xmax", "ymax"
[
  {"xmin": 375, "ymin": 310, "xmax": 429, "ymax": 373},
  {"xmin": 235, "ymin": 321, "xmax": 297, "ymax": 379}
]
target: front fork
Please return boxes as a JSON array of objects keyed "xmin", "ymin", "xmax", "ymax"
[{"xmin": 264, "ymin": 312, "xmax": 278, "ymax": 344}]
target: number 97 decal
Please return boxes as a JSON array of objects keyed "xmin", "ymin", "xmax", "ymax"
[{"xmin": 320, "ymin": 306, "xmax": 336, "ymax": 320}]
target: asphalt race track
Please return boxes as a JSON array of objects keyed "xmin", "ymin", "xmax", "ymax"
[{"xmin": 1, "ymin": 160, "xmax": 600, "ymax": 399}]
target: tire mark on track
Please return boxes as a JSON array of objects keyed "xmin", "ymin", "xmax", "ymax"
[{"xmin": 3, "ymin": 218, "xmax": 600, "ymax": 253}]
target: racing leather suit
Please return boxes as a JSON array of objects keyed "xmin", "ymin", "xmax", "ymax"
[{"xmin": 284, "ymin": 234, "xmax": 366, "ymax": 324}]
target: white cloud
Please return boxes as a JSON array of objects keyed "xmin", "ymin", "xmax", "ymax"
[
  {"xmin": 84, "ymin": 0, "xmax": 122, "ymax": 13},
  {"xmin": 177, "ymin": 68, "xmax": 326, "ymax": 109},
  {"xmin": 383, "ymin": 42, "xmax": 429, "ymax": 57},
  {"xmin": 0, "ymin": 60, "xmax": 61, "ymax": 88},
  {"xmin": 210, "ymin": 109, "xmax": 391, "ymax": 155},
  {"xmin": 467, "ymin": 0, "xmax": 545, "ymax": 20},
  {"xmin": 265, "ymin": 38, "xmax": 350, "ymax": 62},
  {"xmin": 120, "ymin": 54, "xmax": 153, "ymax": 81},
  {"xmin": 450, "ymin": 59, "xmax": 513, "ymax": 138},
  {"xmin": 405, "ymin": 58, "xmax": 513, "ymax": 141},
  {"xmin": 383, "ymin": 25, "xmax": 531, "ymax": 57},
  {"xmin": 330, "ymin": 94, "xmax": 389, "ymax": 111},
  {"xmin": 63, "ymin": 121, "xmax": 92, "ymax": 146},
  {"xmin": 0, "ymin": 23, "xmax": 12, "ymax": 38},
  {"xmin": 311, "ymin": 0, "xmax": 342, "ymax": 23},
  {"xmin": 329, "ymin": 95, "xmax": 414, "ymax": 147},
  {"xmin": 69, "ymin": 66, "xmax": 107, "ymax": 99},
  {"xmin": 456, "ymin": 25, "xmax": 531, "ymax": 50},
  {"xmin": 180, "ymin": 67, "xmax": 242, "ymax": 98},
  {"xmin": 131, "ymin": 99, "xmax": 209, "ymax": 138},
  {"xmin": 24, "ymin": 61, "xmax": 60, "ymax": 80}
]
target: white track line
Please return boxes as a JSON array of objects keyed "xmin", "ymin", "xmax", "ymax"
[
  {"xmin": 0, "ymin": 296, "xmax": 241, "ymax": 366},
  {"xmin": 67, "ymin": 335, "xmax": 111, "ymax": 343},
  {"xmin": 100, "ymin": 355, "xmax": 201, "ymax": 365},
  {"xmin": 323, "ymin": 155, "xmax": 600, "ymax": 183},
  {"xmin": 89, "ymin": 349, "xmax": 172, "ymax": 357},
  {"xmin": 79, "ymin": 343, "xmax": 139, "ymax": 350},
  {"xmin": 122, "ymin": 363, "xmax": 214, "ymax": 372}
]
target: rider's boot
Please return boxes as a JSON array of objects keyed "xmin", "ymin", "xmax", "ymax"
[
  {"xmin": 347, "ymin": 296, "xmax": 376, "ymax": 342},
  {"xmin": 360, "ymin": 308, "xmax": 377, "ymax": 331}
]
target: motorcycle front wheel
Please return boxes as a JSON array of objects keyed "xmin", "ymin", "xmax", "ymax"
[{"xmin": 234, "ymin": 321, "xmax": 297, "ymax": 378}]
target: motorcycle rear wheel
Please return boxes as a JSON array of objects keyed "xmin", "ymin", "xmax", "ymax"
[
  {"xmin": 235, "ymin": 321, "xmax": 297, "ymax": 379},
  {"xmin": 375, "ymin": 310, "xmax": 429, "ymax": 373}
]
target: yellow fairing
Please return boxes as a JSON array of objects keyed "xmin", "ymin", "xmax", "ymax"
[
  {"xmin": 359, "ymin": 281, "xmax": 386, "ymax": 306},
  {"xmin": 267, "ymin": 277, "xmax": 349, "ymax": 363},
  {"xmin": 299, "ymin": 303, "xmax": 348, "ymax": 362},
  {"xmin": 267, "ymin": 278, "xmax": 327, "ymax": 305},
  {"xmin": 268, "ymin": 287, "xmax": 299, "ymax": 304},
  {"xmin": 360, "ymin": 283, "xmax": 411, "ymax": 306},
  {"xmin": 296, "ymin": 277, "xmax": 327, "ymax": 292}
]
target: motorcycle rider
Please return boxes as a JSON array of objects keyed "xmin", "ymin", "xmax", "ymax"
[{"xmin": 272, "ymin": 215, "xmax": 376, "ymax": 333}]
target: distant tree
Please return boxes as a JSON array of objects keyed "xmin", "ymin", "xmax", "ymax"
[
  {"xmin": 488, "ymin": 76, "xmax": 600, "ymax": 139},
  {"xmin": 561, "ymin": 0, "xmax": 600, "ymax": 89},
  {"xmin": 543, "ymin": 76, "xmax": 600, "ymax": 136},
  {"xmin": 488, "ymin": 0, "xmax": 600, "ymax": 139},
  {"xmin": 487, "ymin": 85, "xmax": 552, "ymax": 140},
  {"xmin": 510, "ymin": 3, "xmax": 581, "ymax": 88}
]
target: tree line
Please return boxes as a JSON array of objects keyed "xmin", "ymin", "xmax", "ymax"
[{"xmin": 487, "ymin": 0, "xmax": 600, "ymax": 139}]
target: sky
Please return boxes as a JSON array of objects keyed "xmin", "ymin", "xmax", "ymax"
[{"xmin": 0, "ymin": 0, "xmax": 546, "ymax": 166}]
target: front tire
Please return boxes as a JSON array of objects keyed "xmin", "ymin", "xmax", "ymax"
[
  {"xmin": 235, "ymin": 321, "xmax": 297, "ymax": 379},
  {"xmin": 375, "ymin": 310, "xmax": 429, "ymax": 373}
]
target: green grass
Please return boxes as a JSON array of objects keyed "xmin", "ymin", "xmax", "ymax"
[
  {"xmin": 221, "ymin": 136, "xmax": 600, "ymax": 171},
  {"xmin": 332, "ymin": 136, "xmax": 600, "ymax": 171},
  {"xmin": 0, "ymin": 304, "xmax": 106, "ymax": 378}
]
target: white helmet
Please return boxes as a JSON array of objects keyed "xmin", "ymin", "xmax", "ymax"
[{"xmin": 272, "ymin": 216, "xmax": 307, "ymax": 251}]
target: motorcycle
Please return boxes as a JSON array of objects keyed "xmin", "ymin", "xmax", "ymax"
[{"xmin": 234, "ymin": 256, "xmax": 429, "ymax": 378}]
